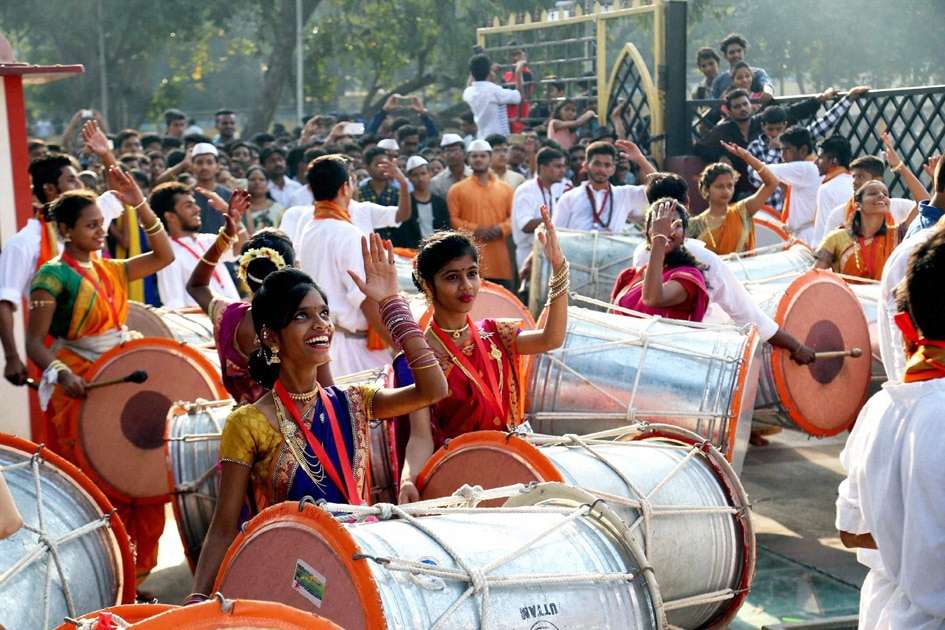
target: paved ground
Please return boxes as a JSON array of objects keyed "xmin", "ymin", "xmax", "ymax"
[{"xmin": 141, "ymin": 426, "xmax": 866, "ymax": 628}]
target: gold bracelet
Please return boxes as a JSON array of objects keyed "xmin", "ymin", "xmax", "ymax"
[
  {"xmin": 650, "ymin": 234, "xmax": 669, "ymax": 243},
  {"xmin": 549, "ymin": 259, "xmax": 570, "ymax": 286},
  {"xmin": 133, "ymin": 200, "xmax": 148, "ymax": 211},
  {"xmin": 891, "ymin": 163, "xmax": 904, "ymax": 173},
  {"xmin": 140, "ymin": 217, "xmax": 161, "ymax": 232},
  {"xmin": 218, "ymin": 226, "xmax": 238, "ymax": 243},
  {"xmin": 200, "ymin": 255, "xmax": 219, "ymax": 267},
  {"xmin": 28, "ymin": 299, "xmax": 56, "ymax": 309},
  {"xmin": 144, "ymin": 222, "xmax": 165, "ymax": 236}
]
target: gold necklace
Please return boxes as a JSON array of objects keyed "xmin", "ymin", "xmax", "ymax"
[
  {"xmin": 438, "ymin": 321, "xmax": 470, "ymax": 340},
  {"xmin": 274, "ymin": 396, "xmax": 327, "ymax": 491},
  {"xmin": 286, "ymin": 384, "xmax": 319, "ymax": 402}
]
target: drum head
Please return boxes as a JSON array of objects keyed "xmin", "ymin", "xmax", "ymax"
[
  {"xmin": 0, "ymin": 435, "xmax": 136, "ymax": 612},
  {"xmin": 416, "ymin": 431, "xmax": 563, "ymax": 505},
  {"xmin": 126, "ymin": 301, "xmax": 174, "ymax": 339},
  {"xmin": 752, "ymin": 214, "xmax": 791, "ymax": 250},
  {"xmin": 75, "ymin": 338, "xmax": 227, "ymax": 502},
  {"xmin": 132, "ymin": 598, "xmax": 344, "ymax": 629},
  {"xmin": 772, "ymin": 270, "xmax": 871, "ymax": 435},
  {"xmin": 215, "ymin": 502, "xmax": 385, "ymax": 628},
  {"xmin": 417, "ymin": 281, "xmax": 535, "ymax": 330}
]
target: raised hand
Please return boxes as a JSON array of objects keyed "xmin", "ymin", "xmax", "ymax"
[
  {"xmin": 82, "ymin": 121, "xmax": 110, "ymax": 156},
  {"xmin": 409, "ymin": 95, "xmax": 426, "ymax": 114},
  {"xmin": 225, "ymin": 189, "xmax": 250, "ymax": 235},
  {"xmin": 880, "ymin": 132, "xmax": 903, "ymax": 170},
  {"xmin": 925, "ymin": 155, "xmax": 942, "ymax": 179},
  {"xmin": 195, "ymin": 186, "xmax": 228, "ymax": 213},
  {"xmin": 383, "ymin": 94, "xmax": 402, "ymax": 112},
  {"xmin": 348, "ymin": 233, "xmax": 398, "ymax": 302},
  {"xmin": 535, "ymin": 205, "xmax": 565, "ymax": 271},
  {"xmin": 615, "ymin": 139, "xmax": 643, "ymax": 162},
  {"xmin": 107, "ymin": 166, "xmax": 145, "ymax": 207}
]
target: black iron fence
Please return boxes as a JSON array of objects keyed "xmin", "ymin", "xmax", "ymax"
[{"xmin": 682, "ymin": 85, "xmax": 945, "ymax": 198}]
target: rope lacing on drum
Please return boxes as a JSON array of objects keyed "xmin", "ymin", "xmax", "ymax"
[
  {"xmin": 0, "ymin": 446, "xmax": 119, "ymax": 628},
  {"xmin": 324, "ymin": 499, "xmax": 641, "ymax": 629},
  {"xmin": 451, "ymin": 484, "xmax": 484, "ymax": 507}
]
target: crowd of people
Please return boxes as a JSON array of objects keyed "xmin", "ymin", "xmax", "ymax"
[{"xmin": 2, "ymin": 32, "xmax": 944, "ymax": 625}]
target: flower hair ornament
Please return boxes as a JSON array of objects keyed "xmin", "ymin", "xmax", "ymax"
[{"xmin": 238, "ymin": 247, "xmax": 288, "ymax": 285}]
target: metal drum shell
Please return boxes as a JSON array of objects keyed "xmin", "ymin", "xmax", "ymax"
[
  {"xmin": 847, "ymin": 280, "xmax": 886, "ymax": 387},
  {"xmin": 164, "ymin": 399, "xmax": 235, "ymax": 570},
  {"xmin": 526, "ymin": 307, "xmax": 759, "ymax": 473},
  {"xmin": 751, "ymin": 211, "xmax": 793, "ymax": 250},
  {"xmin": 721, "ymin": 243, "xmax": 815, "ymax": 284},
  {"xmin": 529, "ymin": 227, "xmax": 645, "ymax": 314},
  {"xmin": 68, "ymin": 338, "xmax": 228, "ymax": 504},
  {"xmin": 0, "ymin": 436, "xmax": 135, "ymax": 629},
  {"xmin": 214, "ymin": 496, "xmax": 664, "ymax": 629},
  {"xmin": 748, "ymin": 270, "xmax": 872, "ymax": 436},
  {"xmin": 417, "ymin": 429, "xmax": 754, "ymax": 629},
  {"xmin": 126, "ymin": 302, "xmax": 216, "ymax": 348}
]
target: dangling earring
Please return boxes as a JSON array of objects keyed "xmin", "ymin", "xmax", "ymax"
[
  {"xmin": 61, "ymin": 233, "xmax": 72, "ymax": 243},
  {"xmin": 267, "ymin": 345, "xmax": 281, "ymax": 365},
  {"xmin": 420, "ymin": 280, "xmax": 433, "ymax": 305}
]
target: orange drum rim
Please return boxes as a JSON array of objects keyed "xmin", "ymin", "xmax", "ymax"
[
  {"xmin": 0, "ymin": 434, "xmax": 137, "ymax": 606},
  {"xmin": 133, "ymin": 597, "xmax": 344, "ymax": 629},
  {"xmin": 416, "ymin": 430, "xmax": 565, "ymax": 498},
  {"xmin": 752, "ymin": 215, "xmax": 791, "ymax": 241},
  {"xmin": 213, "ymin": 501, "xmax": 387, "ymax": 629},
  {"xmin": 619, "ymin": 424, "xmax": 756, "ymax": 628},
  {"xmin": 52, "ymin": 603, "xmax": 177, "ymax": 628},
  {"xmin": 758, "ymin": 205, "xmax": 781, "ymax": 221},
  {"xmin": 70, "ymin": 338, "xmax": 228, "ymax": 505},
  {"xmin": 724, "ymin": 325, "xmax": 760, "ymax": 463},
  {"xmin": 771, "ymin": 270, "xmax": 871, "ymax": 436}
]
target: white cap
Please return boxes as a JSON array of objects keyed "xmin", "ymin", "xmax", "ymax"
[
  {"xmin": 191, "ymin": 142, "xmax": 218, "ymax": 157},
  {"xmin": 405, "ymin": 155, "xmax": 429, "ymax": 173},
  {"xmin": 440, "ymin": 133, "xmax": 464, "ymax": 147},
  {"xmin": 377, "ymin": 138, "xmax": 399, "ymax": 151},
  {"xmin": 467, "ymin": 139, "xmax": 492, "ymax": 153}
]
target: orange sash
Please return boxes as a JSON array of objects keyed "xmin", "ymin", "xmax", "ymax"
[
  {"xmin": 839, "ymin": 229, "xmax": 898, "ymax": 281},
  {"xmin": 700, "ymin": 204, "xmax": 755, "ymax": 255},
  {"xmin": 821, "ymin": 165, "xmax": 850, "ymax": 184},
  {"xmin": 38, "ymin": 217, "xmax": 59, "ymax": 271},
  {"xmin": 902, "ymin": 343, "xmax": 945, "ymax": 383}
]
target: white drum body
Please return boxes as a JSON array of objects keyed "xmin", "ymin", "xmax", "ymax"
[
  {"xmin": 215, "ymin": 495, "xmax": 664, "ymax": 629},
  {"xmin": 526, "ymin": 307, "xmax": 759, "ymax": 472},
  {"xmin": 0, "ymin": 438, "xmax": 133, "ymax": 629},
  {"xmin": 722, "ymin": 244, "xmax": 815, "ymax": 284},
  {"xmin": 126, "ymin": 302, "xmax": 216, "ymax": 348},
  {"xmin": 847, "ymin": 281, "xmax": 886, "ymax": 385},
  {"xmin": 165, "ymin": 399, "xmax": 234, "ymax": 567},
  {"xmin": 531, "ymin": 227, "xmax": 645, "ymax": 313}
]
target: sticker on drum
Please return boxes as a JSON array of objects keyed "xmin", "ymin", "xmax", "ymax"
[
  {"xmin": 0, "ymin": 435, "xmax": 135, "ymax": 630},
  {"xmin": 419, "ymin": 429, "xmax": 754, "ymax": 629},
  {"xmin": 71, "ymin": 338, "xmax": 228, "ymax": 503},
  {"xmin": 752, "ymin": 269, "xmax": 872, "ymax": 435},
  {"xmin": 215, "ymin": 495, "xmax": 663, "ymax": 629},
  {"xmin": 130, "ymin": 596, "xmax": 344, "ymax": 629}
]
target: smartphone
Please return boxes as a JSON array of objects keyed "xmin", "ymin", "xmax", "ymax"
[
  {"xmin": 81, "ymin": 109, "xmax": 94, "ymax": 118},
  {"xmin": 508, "ymin": 133, "xmax": 525, "ymax": 146},
  {"xmin": 398, "ymin": 96, "xmax": 413, "ymax": 106},
  {"xmin": 343, "ymin": 122, "xmax": 365, "ymax": 136}
]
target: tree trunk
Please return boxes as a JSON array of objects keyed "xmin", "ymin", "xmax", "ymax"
[{"xmin": 244, "ymin": 0, "xmax": 321, "ymax": 137}]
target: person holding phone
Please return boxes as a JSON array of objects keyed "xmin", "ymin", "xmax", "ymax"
[{"xmin": 463, "ymin": 53, "xmax": 525, "ymax": 139}]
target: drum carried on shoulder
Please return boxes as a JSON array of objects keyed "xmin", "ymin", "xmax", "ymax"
[{"xmin": 0, "ymin": 435, "xmax": 135, "ymax": 630}]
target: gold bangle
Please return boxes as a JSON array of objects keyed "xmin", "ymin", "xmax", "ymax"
[
  {"xmin": 140, "ymin": 217, "xmax": 161, "ymax": 232},
  {"xmin": 144, "ymin": 222, "xmax": 165, "ymax": 236},
  {"xmin": 199, "ymin": 255, "xmax": 219, "ymax": 267},
  {"xmin": 29, "ymin": 299, "xmax": 56, "ymax": 309},
  {"xmin": 133, "ymin": 200, "xmax": 148, "ymax": 211},
  {"xmin": 891, "ymin": 163, "xmax": 904, "ymax": 173},
  {"xmin": 218, "ymin": 226, "xmax": 238, "ymax": 243}
]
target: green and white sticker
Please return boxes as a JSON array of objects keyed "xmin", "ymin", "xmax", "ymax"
[{"xmin": 292, "ymin": 558, "xmax": 327, "ymax": 608}]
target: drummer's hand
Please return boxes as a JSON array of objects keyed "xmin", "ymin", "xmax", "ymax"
[
  {"xmin": 790, "ymin": 343, "xmax": 815, "ymax": 365},
  {"xmin": 348, "ymin": 233, "xmax": 398, "ymax": 302},
  {"xmin": 59, "ymin": 372, "xmax": 88, "ymax": 399},
  {"xmin": 398, "ymin": 480, "xmax": 420, "ymax": 504},
  {"xmin": 3, "ymin": 355, "xmax": 28, "ymax": 386},
  {"xmin": 535, "ymin": 205, "xmax": 565, "ymax": 272}
]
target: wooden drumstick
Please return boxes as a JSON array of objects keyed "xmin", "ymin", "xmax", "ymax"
[
  {"xmin": 86, "ymin": 370, "xmax": 149, "ymax": 390},
  {"xmin": 813, "ymin": 348, "xmax": 863, "ymax": 360}
]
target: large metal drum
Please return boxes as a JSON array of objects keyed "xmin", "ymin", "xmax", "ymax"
[
  {"xmin": 529, "ymin": 227, "xmax": 645, "ymax": 313},
  {"xmin": 66, "ymin": 338, "xmax": 228, "ymax": 504},
  {"xmin": 164, "ymin": 398, "xmax": 234, "ymax": 569},
  {"xmin": 752, "ymin": 212, "xmax": 793, "ymax": 250},
  {"xmin": 126, "ymin": 302, "xmax": 216, "ymax": 348},
  {"xmin": 721, "ymin": 243, "xmax": 815, "ymax": 283},
  {"xmin": 0, "ymin": 436, "xmax": 135, "ymax": 630},
  {"xmin": 847, "ymin": 280, "xmax": 886, "ymax": 386},
  {"xmin": 214, "ymin": 492, "xmax": 664, "ymax": 629},
  {"xmin": 526, "ymin": 306, "xmax": 759, "ymax": 473},
  {"xmin": 417, "ymin": 426, "xmax": 754, "ymax": 629},
  {"xmin": 746, "ymin": 270, "xmax": 872, "ymax": 436}
]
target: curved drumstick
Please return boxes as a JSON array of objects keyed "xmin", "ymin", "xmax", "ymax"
[
  {"xmin": 813, "ymin": 348, "xmax": 863, "ymax": 360},
  {"xmin": 86, "ymin": 370, "xmax": 149, "ymax": 390}
]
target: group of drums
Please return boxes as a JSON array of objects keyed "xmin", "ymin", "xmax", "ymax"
[{"xmin": 1, "ymin": 215, "xmax": 879, "ymax": 628}]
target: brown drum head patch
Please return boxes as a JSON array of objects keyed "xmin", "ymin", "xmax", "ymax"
[
  {"xmin": 121, "ymin": 391, "xmax": 173, "ymax": 450},
  {"xmin": 806, "ymin": 320, "xmax": 845, "ymax": 384}
]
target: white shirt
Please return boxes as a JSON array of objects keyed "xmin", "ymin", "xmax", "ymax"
[
  {"xmin": 552, "ymin": 182, "xmax": 648, "ymax": 233},
  {"xmin": 279, "ymin": 204, "xmax": 311, "ymax": 246},
  {"xmin": 837, "ymin": 379, "xmax": 945, "ymax": 628},
  {"xmin": 0, "ymin": 192, "xmax": 124, "ymax": 306},
  {"xmin": 267, "ymin": 178, "xmax": 303, "ymax": 208},
  {"xmin": 159, "ymin": 233, "xmax": 239, "ymax": 309},
  {"xmin": 878, "ymin": 227, "xmax": 934, "ymax": 383},
  {"xmin": 822, "ymin": 198, "xmax": 916, "ymax": 243},
  {"xmin": 512, "ymin": 177, "xmax": 572, "ymax": 268},
  {"xmin": 634, "ymin": 238, "xmax": 780, "ymax": 341},
  {"xmin": 767, "ymin": 161, "xmax": 820, "ymax": 246},
  {"xmin": 280, "ymin": 199, "xmax": 400, "ymax": 251},
  {"xmin": 811, "ymin": 173, "xmax": 854, "ymax": 246},
  {"xmin": 287, "ymin": 184, "xmax": 314, "ymax": 209},
  {"xmin": 462, "ymin": 81, "xmax": 522, "ymax": 138}
]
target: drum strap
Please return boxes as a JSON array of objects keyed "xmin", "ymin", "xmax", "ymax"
[
  {"xmin": 431, "ymin": 316, "xmax": 508, "ymax": 422},
  {"xmin": 61, "ymin": 253, "xmax": 120, "ymax": 329},
  {"xmin": 274, "ymin": 381, "xmax": 360, "ymax": 504}
]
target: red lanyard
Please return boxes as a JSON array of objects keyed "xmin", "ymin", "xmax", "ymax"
[
  {"xmin": 857, "ymin": 237, "xmax": 877, "ymax": 279},
  {"xmin": 274, "ymin": 380, "xmax": 360, "ymax": 504},
  {"xmin": 585, "ymin": 183, "xmax": 613, "ymax": 229},
  {"xmin": 61, "ymin": 253, "xmax": 120, "ymax": 329},
  {"xmin": 172, "ymin": 237, "xmax": 223, "ymax": 285},
  {"xmin": 431, "ymin": 315, "xmax": 508, "ymax": 422}
]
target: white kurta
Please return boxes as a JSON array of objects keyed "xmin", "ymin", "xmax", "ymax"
[
  {"xmin": 511, "ymin": 177, "xmax": 571, "ymax": 268},
  {"xmin": 296, "ymin": 217, "xmax": 391, "ymax": 377},
  {"xmin": 159, "ymin": 233, "xmax": 240, "ymax": 309},
  {"xmin": 552, "ymin": 182, "xmax": 648, "ymax": 233},
  {"xmin": 768, "ymin": 161, "xmax": 821, "ymax": 246},
  {"xmin": 837, "ymin": 379, "xmax": 945, "ymax": 628}
]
